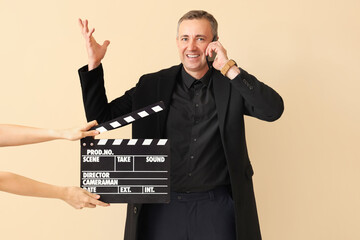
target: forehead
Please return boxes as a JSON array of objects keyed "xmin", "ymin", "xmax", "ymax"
[{"xmin": 178, "ymin": 18, "xmax": 212, "ymax": 37}]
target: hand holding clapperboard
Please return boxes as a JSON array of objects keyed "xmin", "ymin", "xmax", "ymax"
[{"xmin": 80, "ymin": 101, "xmax": 170, "ymax": 203}]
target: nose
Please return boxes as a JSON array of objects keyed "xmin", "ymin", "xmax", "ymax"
[{"xmin": 187, "ymin": 39, "xmax": 196, "ymax": 51}]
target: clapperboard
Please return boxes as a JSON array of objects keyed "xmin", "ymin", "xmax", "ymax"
[{"xmin": 80, "ymin": 102, "xmax": 170, "ymax": 203}]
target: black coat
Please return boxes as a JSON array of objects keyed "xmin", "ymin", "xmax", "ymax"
[{"xmin": 79, "ymin": 63, "xmax": 284, "ymax": 240}]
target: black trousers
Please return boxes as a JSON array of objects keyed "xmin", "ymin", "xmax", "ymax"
[{"xmin": 138, "ymin": 186, "xmax": 236, "ymax": 240}]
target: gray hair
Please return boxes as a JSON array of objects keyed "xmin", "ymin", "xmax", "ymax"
[{"xmin": 177, "ymin": 10, "xmax": 218, "ymax": 40}]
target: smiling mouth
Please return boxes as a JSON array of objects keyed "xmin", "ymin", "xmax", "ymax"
[{"xmin": 186, "ymin": 54, "xmax": 200, "ymax": 58}]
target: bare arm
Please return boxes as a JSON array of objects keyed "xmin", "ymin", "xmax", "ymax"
[
  {"xmin": 0, "ymin": 120, "xmax": 99, "ymax": 147},
  {"xmin": 0, "ymin": 172, "xmax": 109, "ymax": 209}
]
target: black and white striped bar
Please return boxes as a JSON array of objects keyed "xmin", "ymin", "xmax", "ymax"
[
  {"xmin": 93, "ymin": 101, "xmax": 165, "ymax": 133},
  {"xmin": 86, "ymin": 139, "xmax": 168, "ymax": 146}
]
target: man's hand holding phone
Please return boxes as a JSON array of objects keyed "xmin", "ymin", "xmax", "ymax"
[
  {"xmin": 206, "ymin": 41, "xmax": 240, "ymax": 79},
  {"xmin": 205, "ymin": 41, "xmax": 229, "ymax": 70}
]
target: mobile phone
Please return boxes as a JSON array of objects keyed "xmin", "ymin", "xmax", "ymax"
[
  {"xmin": 206, "ymin": 37, "xmax": 217, "ymax": 67},
  {"xmin": 207, "ymin": 51, "xmax": 217, "ymax": 62}
]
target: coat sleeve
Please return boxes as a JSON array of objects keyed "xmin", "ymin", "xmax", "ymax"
[
  {"xmin": 78, "ymin": 64, "xmax": 135, "ymax": 123},
  {"xmin": 230, "ymin": 68, "xmax": 284, "ymax": 122}
]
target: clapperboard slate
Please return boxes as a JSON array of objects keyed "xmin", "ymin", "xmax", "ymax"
[{"xmin": 80, "ymin": 102, "xmax": 170, "ymax": 203}]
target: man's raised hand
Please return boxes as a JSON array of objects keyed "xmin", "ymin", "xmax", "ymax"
[{"xmin": 78, "ymin": 19, "xmax": 110, "ymax": 70}]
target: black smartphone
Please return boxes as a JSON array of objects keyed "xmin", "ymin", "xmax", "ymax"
[
  {"xmin": 206, "ymin": 37, "xmax": 217, "ymax": 67},
  {"xmin": 207, "ymin": 51, "xmax": 217, "ymax": 62}
]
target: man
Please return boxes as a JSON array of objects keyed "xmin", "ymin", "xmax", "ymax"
[
  {"xmin": 78, "ymin": 10, "xmax": 283, "ymax": 240},
  {"xmin": 0, "ymin": 121, "xmax": 109, "ymax": 209}
]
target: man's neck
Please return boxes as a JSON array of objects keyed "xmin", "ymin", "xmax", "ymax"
[{"xmin": 184, "ymin": 67, "xmax": 209, "ymax": 80}]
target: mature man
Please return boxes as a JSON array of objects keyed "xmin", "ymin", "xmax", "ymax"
[{"xmin": 78, "ymin": 10, "xmax": 283, "ymax": 240}]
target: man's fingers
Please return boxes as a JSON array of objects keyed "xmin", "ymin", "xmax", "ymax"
[
  {"xmin": 207, "ymin": 41, "xmax": 222, "ymax": 55},
  {"xmin": 206, "ymin": 42, "xmax": 215, "ymax": 56},
  {"xmin": 103, "ymin": 40, "xmax": 110, "ymax": 48},
  {"xmin": 206, "ymin": 44, "xmax": 215, "ymax": 56},
  {"xmin": 84, "ymin": 19, "xmax": 91, "ymax": 35},
  {"xmin": 208, "ymin": 48, "xmax": 214, "ymax": 57},
  {"xmin": 88, "ymin": 28, "xmax": 95, "ymax": 38},
  {"xmin": 78, "ymin": 18, "xmax": 84, "ymax": 28},
  {"xmin": 79, "ymin": 19, "xmax": 88, "ymax": 38}
]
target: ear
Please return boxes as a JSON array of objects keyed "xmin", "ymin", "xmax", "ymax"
[{"xmin": 176, "ymin": 37, "xmax": 180, "ymax": 47}]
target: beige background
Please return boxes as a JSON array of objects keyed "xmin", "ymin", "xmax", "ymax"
[{"xmin": 0, "ymin": 0, "xmax": 359, "ymax": 239}]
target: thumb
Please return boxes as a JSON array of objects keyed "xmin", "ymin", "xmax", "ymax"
[
  {"xmin": 81, "ymin": 120, "xmax": 97, "ymax": 131},
  {"xmin": 103, "ymin": 40, "xmax": 110, "ymax": 47}
]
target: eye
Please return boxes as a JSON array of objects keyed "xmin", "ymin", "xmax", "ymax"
[
  {"xmin": 181, "ymin": 37, "xmax": 188, "ymax": 41},
  {"xmin": 197, "ymin": 37, "xmax": 205, "ymax": 41}
]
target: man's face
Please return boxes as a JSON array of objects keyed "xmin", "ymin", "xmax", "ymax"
[{"xmin": 176, "ymin": 18, "xmax": 214, "ymax": 78}]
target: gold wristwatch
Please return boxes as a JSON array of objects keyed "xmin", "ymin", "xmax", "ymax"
[{"xmin": 221, "ymin": 59, "xmax": 237, "ymax": 76}]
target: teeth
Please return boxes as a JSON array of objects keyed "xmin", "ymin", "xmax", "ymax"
[{"xmin": 187, "ymin": 54, "xmax": 199, "ymax": 58}]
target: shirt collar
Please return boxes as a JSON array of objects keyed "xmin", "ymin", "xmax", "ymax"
[{"xmin": 181, "ymin": 67, "xmax": 212, "ymax": 89}]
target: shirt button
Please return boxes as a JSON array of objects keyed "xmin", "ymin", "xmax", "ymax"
[
  {"xmin": 190, "ymin": 155, "xmax": 194, "ymax": 159},
  {"xmin": 177, "ymin": 196, "xmax": 182, "ymax": 200},
  {"xmin": 133, "ymin": 207, "xmax": 138, "ymax": 214},
  {"xmin": 193, "ymin": 138, "xmax": 197, "ymax": 142},
  {"xmin": 188, "ymin": 173, "xmax": 192, "ymax": 177},
  {"xmin": 195, "ymin": 104, "xmax": 199, "ymax": 107}
]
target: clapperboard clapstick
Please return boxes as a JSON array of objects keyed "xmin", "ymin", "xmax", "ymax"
[{"xmin": 80, "ymin": 101, "xmax": 170, "ymax": 203}]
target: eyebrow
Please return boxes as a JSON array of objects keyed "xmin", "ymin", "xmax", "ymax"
[{"xmin": 179, "ymin": 34, "xmax": 208, "ymax": 38}]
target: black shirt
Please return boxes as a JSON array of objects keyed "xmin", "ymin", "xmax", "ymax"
[{"xmin": 166, "ymin": 67, "xmax": 230, "ymax": 192}]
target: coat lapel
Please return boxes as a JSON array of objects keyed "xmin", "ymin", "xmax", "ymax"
[
  {"xmin": 212, "ymin": 70, "xmax": 231, "ymax": 135},
  {"xmin": 157, "ymin": 64, "xmax": 182, "ymax": 137}
]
